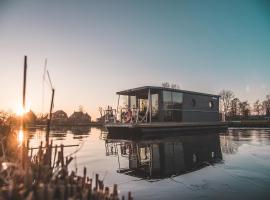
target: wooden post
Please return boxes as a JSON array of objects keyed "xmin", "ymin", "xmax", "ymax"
[
  {"xmin": 22, "ymin": 55, "xmax": 27, "ymax": 129},
  {"xmin": 46, "ymin": 88, "xmax": 55, "ymax": 145},
  {"xmin": 60, "ymin": 144, "xmax": 64, "ymax": 167},
  {"xmin": 83, "ymin": 167, "xmax": 87, "ymax": 187},
  {"xmin": 21, "ymin": 56, "xmax": 27, "ymax": 169},
  {"xmin": 95, "ymin": 174, "xmax": 99, "ymax": 190},
  {"xmin": 128, "ymin": 192, "xmax": 132, "ymax": 200},
  {"xmin": 113, "ymin": 184, "xmax": 118, "ymax": 198}
]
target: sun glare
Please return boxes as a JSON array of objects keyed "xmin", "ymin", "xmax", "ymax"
[
  {"xmin": 16, "ymin": 106, "xmax": 24, "ymax": 116},
  {"xmin": 17, "ymin": 129, "xmax": 24, "ymax": 146},
  {"xmin": 16, "ymin": 104, "xmax": 30, "ymax": 116}
]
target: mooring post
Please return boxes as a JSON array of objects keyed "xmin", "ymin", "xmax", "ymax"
[
  {"xmin": 22, "ymin": 55, "xmax": 27, "ymax": 129},
  {"xmin": 46, "ymin": 88, "xmax": 55, "ymax": 145}
]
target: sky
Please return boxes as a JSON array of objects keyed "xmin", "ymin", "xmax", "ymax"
[{"xmin": 0, "ymin": 0, "xmax": 270, "ymax": 119}]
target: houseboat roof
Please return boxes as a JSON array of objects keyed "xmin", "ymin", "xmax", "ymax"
[{"xmin": 116, "ymin": 86, "xmax": 220, "ymax": 98}]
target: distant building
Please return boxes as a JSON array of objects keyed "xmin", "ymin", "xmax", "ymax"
[
  {"xmin": 68, "ymin": 111, "xmax": 91, "ymax": 125},
  {"xmin": 51, "ymin": 110, "xmax": 68, "ymax": 125}
]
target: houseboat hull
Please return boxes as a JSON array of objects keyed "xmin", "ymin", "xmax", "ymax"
[{"xmin": 105, "ymin": 122, "xmax": 228, "ymax": 136}]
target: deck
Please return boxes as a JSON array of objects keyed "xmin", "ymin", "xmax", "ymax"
[{"xmin": 105, "ymin": 121, "xmax": 228, "ymax": 135}]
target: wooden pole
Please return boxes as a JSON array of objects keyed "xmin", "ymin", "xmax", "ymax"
[
  {"xmin": 23, "ymin": 56, "xmax": 27, "ymax": 111},
  {"xmin": 21, "ymin": 56, "xmax": 27, "ymax": 169},
  {"xmin": 46, "ymin": 88, "xmax": 54, "ymax": 144},
  {"xmin": 22, "ymin": 55, "xmax": 27, "ymax": 129}
]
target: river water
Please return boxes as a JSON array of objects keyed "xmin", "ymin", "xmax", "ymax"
[{"xmin": 26, "ymin": 127, "xmax": 270, "ymax": 200}]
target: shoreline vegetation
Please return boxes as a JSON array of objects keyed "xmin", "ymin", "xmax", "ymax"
[
  {"xmin": 0, "ymin": 109, "xmax": 103, "ymax": 128},
  {"xmin": 0, "ymin": 126, "xmax": 133, "ymax": 200},
  {"xmin": 219, "ymin": 90, "xmax": 270, "ymax": 122}
]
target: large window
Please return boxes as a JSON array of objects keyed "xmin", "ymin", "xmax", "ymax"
[
  {"xmin": 172, "ymin": 92, "xmax": 183, "ymax": 109},
  {"xmin": 162, "ymin": 91, "xmax": 183, "ymax": 122},
  {"xmin": 130, "ymin": 96, "xmax": 137, "ymax": 109},
  {"xmin": 119, "ymin": 95, "xmax": 128, "ymax": 108},
  {"xmin": 151, "ymin": 94, "xmax": 159, "ymax": 117},
  {"xmin": 163, "ymin": 91, "xmax": 172, "ymax": 110}
]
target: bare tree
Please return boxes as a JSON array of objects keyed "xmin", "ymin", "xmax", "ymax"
[
  {"xmin": 78, "ymin": 105, "xmax": 84, "ymax": 112},
  {"xmin": 99, "ymin": 107, "xmax": 103, "ymax": 117},
  {"xmin": 253, "ymin": 100, "xmax": 263, "ymax": 115},
  {"xmin": 162, "ymin": 82, "xmax": 170, "ymax": 88},
  {"xmin": 239, "ymin": 101, "xmax": 250, "ymax": 117},
  {"xmin": 230, "ymin": 98, "xmax": 240, "ymax": 117},
  {"xmin": 219, "ymin": 90, "xmax": 234, "ymax": 117},
  {"xmin": 162, "ymin": 82, "xmax": 180, "ymax": 89},
  {"xmin": 262, "ymin": 94, "xmax": 270, "ymax": 116},
  {"xmin": 170, "ymin": 83, "xmax": 180, "ymax": 89}
]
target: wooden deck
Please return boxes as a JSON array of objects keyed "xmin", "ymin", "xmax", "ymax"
[{"xmin": 105, "ymin": 122, "xmax": 228, "ymax": 135}]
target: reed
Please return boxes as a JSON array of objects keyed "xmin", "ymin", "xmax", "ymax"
[{"xmin": 0, "ymin": 137, "xmax": 133, "ymax": 200}]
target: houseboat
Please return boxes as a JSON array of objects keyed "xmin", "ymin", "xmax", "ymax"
[{"xmin": 105, "ymin": 86, "xmax": 227, "ymax": 134}]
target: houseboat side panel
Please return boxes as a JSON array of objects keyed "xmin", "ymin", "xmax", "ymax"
[{"xmin": 182, "ymin": 93, "xmax": 219, "ymax": 122}]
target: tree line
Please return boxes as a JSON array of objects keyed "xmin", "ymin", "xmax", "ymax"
[{"xmin": 219, "ymin": 90, "xmax": 270, "ymax": 120}]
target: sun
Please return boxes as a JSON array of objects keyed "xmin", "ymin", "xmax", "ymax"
[
  {"xmin": 16, "ymin": 104, "xmax": 30, "ymax": 116},
  {"xmin": 16, "ymin": 105, "xmax": 25, "ymax": 116}
]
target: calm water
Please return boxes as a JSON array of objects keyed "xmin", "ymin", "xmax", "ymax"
[{"xmin": 26, "ymin": 127, "xmax": 270, "ymax": 200}]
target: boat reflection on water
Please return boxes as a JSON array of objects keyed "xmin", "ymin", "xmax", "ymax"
[{"xmin": 105, "ymin": 131, "xmax": 222, "ymax": 179}]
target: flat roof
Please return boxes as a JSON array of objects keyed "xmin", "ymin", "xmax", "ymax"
[{"xmin": 116, "ymin": 86, "xmax": 220, "ymax": 98}]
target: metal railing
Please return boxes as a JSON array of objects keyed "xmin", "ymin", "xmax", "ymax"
[
  {"xmin": 103, "ymin": 106, "xmax": 149, "ymax": 124},
  {"xmin": 104, "ymin": 108, "xmax": 117, "ymax": 123},
  {"xmin": 119, "ymin": 107, "xmax": 149, "ymax": 124}
]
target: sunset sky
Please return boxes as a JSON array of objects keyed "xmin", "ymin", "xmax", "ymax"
[{"xmin": 0, "ymin": 0, "xmax": 270, "ymax": 119}]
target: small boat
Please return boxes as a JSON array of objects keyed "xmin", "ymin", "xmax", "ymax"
[{"xmin": 105, "ymin": 86, "xmax": 227, "ymax": 134}]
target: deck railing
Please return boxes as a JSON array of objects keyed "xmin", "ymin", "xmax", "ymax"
[
  {"xmin": 119, "ymin": 107, "xmax": 149, "ymax": 124},
  {"xmin": 104, "ymin": 107, "xmax": 150, "ymax": 124},
  {"xmin": 104, "ymin": 108, "xmax": 117, "ymax": 123}
]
